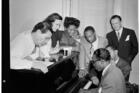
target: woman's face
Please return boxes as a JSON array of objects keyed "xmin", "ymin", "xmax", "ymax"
[
  {"xmin": 52, "ymin": 19, "xmax": 62, "ymax": 32},
  {"xmin": 67, "ymin": 25, "xmax": 78, "ymax": 36}
]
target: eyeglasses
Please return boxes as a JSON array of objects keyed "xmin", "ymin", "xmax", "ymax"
[{"xmin": 92, "ymin": 59, "xmax": 105, "ymax": 66}]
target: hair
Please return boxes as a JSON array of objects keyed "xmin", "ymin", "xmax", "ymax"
[
  {"xmin": 92, "ymin": 48, "xmax": 111, "ymax": 63},
  {"xmin": 32, "ymin": 22, "xmax": 51, "ymax": 33},
  {"xmin": 64, "ymin": 17, "xmax": 80, "ymax": 28},
  {"xmin": 110, "ymin": 15, "xmax": 122, "ymax": 24},
  {"xmin": 43, "ymin": 13, "xmax": 62, "ymax": 28},
  {"xmin": 84, "ymin": 26, "xmax": 95, "ymax": 35}
]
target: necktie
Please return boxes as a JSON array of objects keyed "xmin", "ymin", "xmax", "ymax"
[
  {"xmin": 90, "ymin": 44, "xmax": 94, "ymax": 59},
  {"xmin": 117, "ymin": 31, "xmax": 120, "ymax": 40}
]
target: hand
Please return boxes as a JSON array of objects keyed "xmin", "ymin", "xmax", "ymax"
[
  {"xmin": 78, "ymin": 69, "xmax": 88, "ymax": 78},
  {"xmin": 32, "ymin": 61, "xmax": 48, "ymax": 73},
  {"xmin": 91, "ymin": 76, "xmax": 99, "ymax": 85},
  {"xmin": 24, "ymin": 56, "xmax": 34, "ymax": 61},
  {"xmin": 36, "ymin": 57, "xmax": 44, "ymax": 61}
]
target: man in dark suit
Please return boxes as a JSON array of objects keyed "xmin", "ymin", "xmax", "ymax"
[
  {"xmin": 79, "ymin": 48, "xmax": 126, "ymax": 93},
  {"xmin": 106, "ymin": 15, "xmax": 138, "ymax": 81},
  {"xmin": 106, "ymin": 46, "xmax": 131, "ymax": 81}
]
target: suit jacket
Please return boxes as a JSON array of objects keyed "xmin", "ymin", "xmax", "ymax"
[
  {"xmin": 116, "ymin": 58, "xmax": 131, "ymax": 80},
  {"xmin": 81, "ymin": 64, "xmax": 126, "ymax": 93},
  {"xmin": 79, "ymin": 36, "xmax": 108, "ymax": 70},
  {"xmin": 106, "ymin": 27, "xmax": 138, "ymax": 64},
  {"xmin": 100, "ymin": 64, "xmax": 126, "ymax": 93}
]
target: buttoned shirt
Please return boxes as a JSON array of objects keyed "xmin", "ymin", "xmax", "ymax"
[
  {"xmin": 115, "ymin": 27, "xmax": 123, "ymax": 40},
  {"xmin": 115, "ymin": 58, "xmax": 120, "ymax": 64},
  {"xmin": 89, "ymin": 37, "xmax": 99, "ymax": 59}
]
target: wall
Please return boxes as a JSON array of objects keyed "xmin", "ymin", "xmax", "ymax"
[
  {"xmin": 10, "ymin": 0, "xmax": 63, "ymax": 41},
  {"xmin": 73, "ymin": 0, "xmax": 114, "ymax": 37},
  {"xmin": 122, "ymin": 0, "xmax": 139, "ymax": 84}
]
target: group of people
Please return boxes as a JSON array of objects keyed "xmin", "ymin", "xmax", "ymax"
[{"xmin": 10, "ymin": 13, "xmax": 138, "ymax": 93}]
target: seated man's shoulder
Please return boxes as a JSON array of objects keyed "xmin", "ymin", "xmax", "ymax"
[{"xmin": 118, "ymin": 58, "xmax": 131, "ymax": 69}]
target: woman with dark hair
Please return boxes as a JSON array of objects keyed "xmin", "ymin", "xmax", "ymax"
[
  {"xmin": 43, "ymin": 13, "xmax": 63, "ymax": 48},
  {"xmin": 59, "ymin": 17, "xmax": 81, "ymax": 51}
]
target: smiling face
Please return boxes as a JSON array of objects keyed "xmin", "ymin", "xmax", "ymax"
[
  {"xmin": 85, "ymin": 30, "xmax": 96, "ymax": 43},
  {"xmin": 66, "ymin": 25, "xmax": 78, "ymax": 36},
  {"xmin": 52, "ymin": 19, "xmax": 62, "ymax": 32},
  {"xmin": 111, "ymin": 18, "xmax": 122, "ymax": 31}
]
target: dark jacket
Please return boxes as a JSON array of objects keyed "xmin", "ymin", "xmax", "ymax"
[
  {"xmin": 116, "ymin": 58, "xmax": 131, "ymax": 80},
  {"xmin": 51, "ymin": 30, "xmax": 64, "ymax": 48},
  {"xmin": 106, "ymin": 27, "xmax": 138, "ymax": 64}
]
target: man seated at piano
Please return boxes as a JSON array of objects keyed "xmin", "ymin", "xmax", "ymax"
[{"xmin": 79, "ymin": 48, "xmax": 126, "ymax": 93}]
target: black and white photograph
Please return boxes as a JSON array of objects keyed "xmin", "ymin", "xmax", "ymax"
[{"xmin": 3, "ymin": 0, "xmax": 139, "ymax": 93}]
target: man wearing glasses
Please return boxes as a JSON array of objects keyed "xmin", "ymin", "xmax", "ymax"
[{"xmin": 79, "ymin": 48, "xmax": 126, "ymax": 93}]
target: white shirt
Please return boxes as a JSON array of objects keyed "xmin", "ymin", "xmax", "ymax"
[
  {"xmin": 90, "ymin": 37, "xmax": 99, "ymax": 58},
  {"xmin": 10, "ymin": 30, "xmax": 52, "ymax": 69},
  {"xmin": 30, "ymin": 39, "xmax": 52, "ymax": 59},
  {"xmin": 115, "ymin": 58, "xmax": 119, "ymax": 64},
  {"xmin": 115, "ymin": 27, "xmax": 123, "ymax": 39},
  {"xmin": 98, "ymin": 63, "xmax": 111, "ymax": 93},
  {"xmin": 11, "ymin": 31, "xmax": 35, "ymax": 69}
]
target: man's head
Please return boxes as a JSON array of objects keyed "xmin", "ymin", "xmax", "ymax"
[
  {"xmin": 32, "ymin": 22, "xmax": 52, "ymax": 46},
  {"xmin": 84, "ymin": 26, "xmax": 96, "ymax": 43},
  {"xmin": 64, "ymin": 17, "xmax": 80, "ymax": 37},
  {"xmin": 106, "ymin": 46, "xmax": 118, "ymax": 61},
  {"xmin": 43, "ymin": 13, "xmax": 63, "ymax": 32},
  {"xmin": 110, "ymin": 15, "xmax": 122, "ymax": 31},
  {"xmin": 92, "ymin": 48, "xmax": 111, "ymax": 71}
]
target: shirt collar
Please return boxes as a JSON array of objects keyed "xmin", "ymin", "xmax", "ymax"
[
  {"xmin": 91, "ymin": 36, "xmax": 98, "ymax": 49},
  {"xmin": 115, "ymin": 27, "xmax": 123, "ymax": 36},
  {"xmin": 115, "ymin": 57, "xmax": 119, "ymax": 64},
  {"xmin": 102, "ymin": 63, "xmax": 111, "ymax": 76}
]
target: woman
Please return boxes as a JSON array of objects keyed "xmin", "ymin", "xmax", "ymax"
[
  {"xmin": 60, "ymin": 17, "xmax": 81, "ymax": 52},
  {"xmin": 43, "ymin": 13, "xmax": 63, "ymax": 48}
]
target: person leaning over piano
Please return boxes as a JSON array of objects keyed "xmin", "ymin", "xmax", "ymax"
[
  {"xmin": 10, "ymin": 21, "xmax": 52, "ymax": 73},
  {"xmin": 42, "ymin": 13, "xmax": 64, "ymax": 48},
  {"xmin": 10, "ymin": 21, "xmax": 58, "ymax": 93},
  {"xmin": 78, "ymin": 26, "xmax": 108, "ymax": 78},
  {"xmin": 79, "ymin": 48, "xmax": 126, "ymax": 93}
]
